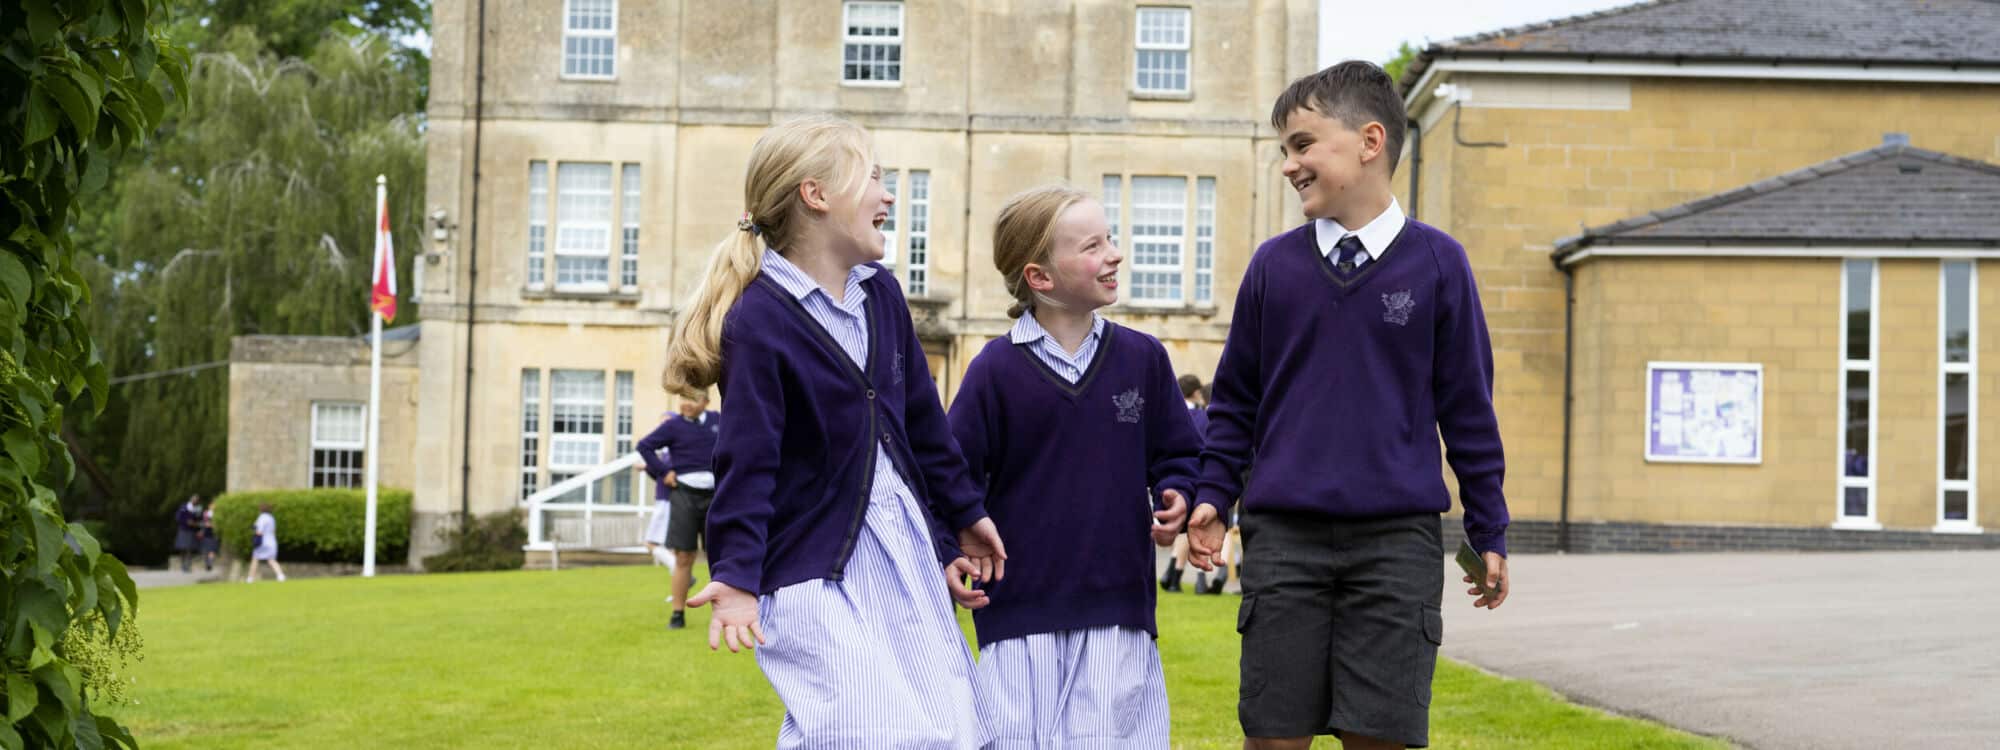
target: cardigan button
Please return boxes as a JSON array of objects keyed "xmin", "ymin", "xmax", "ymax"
[{"xmin": 866, "ymin": 389, "xmax": 876, "ymax": 399}]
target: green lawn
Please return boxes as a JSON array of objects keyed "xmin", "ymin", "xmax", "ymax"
[{"xmin": 108, "ymin": 566, "xmax": 1726, "ymax": 749}]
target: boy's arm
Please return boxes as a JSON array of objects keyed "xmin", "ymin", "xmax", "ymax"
[
  {"xmin": 1196, "ymin": 258, "xmax": 1264, "ymax": 524},
  {"xmin": 635, "ymin": 420, "xmax": 674, "ymax": 481},
  {"xmin": 706, "ymin": 324, "xmax": 785, "ymax": 595},
  {"xmin": 1433, "ymin": 240, "xmax": 1510, "ymax": 557}
]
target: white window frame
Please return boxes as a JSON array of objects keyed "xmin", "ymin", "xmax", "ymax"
[
  {"xmin": 527, "ymin": 161, "xmax": 549, "ymax": 290},
  {"xmin": 549, "ymin": 369, "xmax": 607, "ymax": 504},
  {"xmin": 519, "ymin": 370, "xmax": 542, "ymax": 502},
  {"xmin": 309, "ymin": 402, "xmax": 366, "ymax": 489},
  {"xmin": 1195, "ymin": 176, "xmax": 1215, "ymax": 304},
  {"xmin": 619, "ymin": 164, "xmax": 640, "ymax": 293},
  {"xmin": 880, "ymin": 168, "xmax": 900, "ymax": 267},
  {"xmin": 905, "ymin": 170, "xmax": 931, "ymax": 296},
  {"xmin": 561, "ymin": 0, "xmax": 618, "ymax": 80},
  {"xmin": 841, "ymin": 1, "xmax": 904, "ymax": 87},
  {"xmin": 1102, "ymin": 175, "xmax": 1122, "ymax": 246},
  {"xmin": 554, "ymin": 163, "xmax": 615, "ymax": 293},
  {"xmin": 1936, "ymin": 261, "xmax": 1981, "ymax": 533},
  {"xmin": 1133, "ymin": 6, "xmax": 1191, "ymax": 96},
  {"xmin": 612, "ymin": 371, "xmax": 635, "ymax": 505},
  {"xmin": 1126, "ymin": 175, "xmax": 1189, "ymax": 306},
  {"xmin": 1835, "ymin": 259, "xmax": 1880, "ymax": 531}
]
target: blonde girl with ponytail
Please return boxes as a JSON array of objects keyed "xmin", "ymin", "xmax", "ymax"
[{"xmin": 671, "ymin": 115, "xmax": 1004, "ymax": 748}]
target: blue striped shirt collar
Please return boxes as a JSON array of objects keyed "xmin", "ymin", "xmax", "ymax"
[
  {"xmin": 1009, "ymin": 308, "xmax": 1106, "ymax": 348},
  {"xmin": 761, "ymin": 248, "xmax": 878, "ymax": 305}
]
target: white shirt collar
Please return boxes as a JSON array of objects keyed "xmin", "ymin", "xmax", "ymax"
[
  {"xmin": 1315, "ymin": 198, "xmax": 1407, "ymax": 262},
  {"xmin": 1008, "ymin": 308, "xmax": 1105, "ymax": 348},
  {"xmin": 761, "ymin": 248, "xmax": 878, "ymax": 302}
]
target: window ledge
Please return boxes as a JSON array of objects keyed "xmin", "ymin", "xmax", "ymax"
[
  {"xmin": 522, "ymin": 286, "xmax": 641, "ymax": 303},
  {"xmin": 1830, "ymin": 519, "xmax": 1883, "ymax": 532},
  {"xmin": 1130, "ymin": 89, "xmax": 1193, "ymax": 101},
  {"xmin": 1109, "ymin": 302, "xmax": 1221, "ymax": 317},
  {"xmin": 841, "ymin": 80, "xmax": 904, "ymax": 89},
  {"xmin": 1932, "ymin": 523, "xmax": 1985, "ymax": 535},
  {"xmin": 559, "ymin": 75, "xmax": 618, "ymax": 83}
]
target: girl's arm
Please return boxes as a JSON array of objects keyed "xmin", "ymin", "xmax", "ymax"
[{"xmin": 705, "ymin": 325, "xmax": 786, "ymax": 596}]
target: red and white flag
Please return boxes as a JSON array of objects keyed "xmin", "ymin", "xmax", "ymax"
[{"xmin": 370, "ymin": 185, "xmax": 398, "ymax": 322}]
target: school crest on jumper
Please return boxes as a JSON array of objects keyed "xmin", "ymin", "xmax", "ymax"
[
  {"xmin": 891, "ymin": 351, "xmax": 905, "ymax": 385},
  {"xmin": 1381, "ymin": 290, "xmax": 1415, "ymax": 326},
  {"xmin": 1113, "ymin": 388, "xmax": 1144, "ymax": 424}
]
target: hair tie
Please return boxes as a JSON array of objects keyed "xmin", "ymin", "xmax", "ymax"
[{"xmin": 737, "ymin": 212, "xmax": 759, "ymax": 235}]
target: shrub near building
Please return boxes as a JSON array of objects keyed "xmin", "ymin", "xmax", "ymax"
[{"xmin": 212, "ymin": 489, "xmax": 412, "ymax": 564}]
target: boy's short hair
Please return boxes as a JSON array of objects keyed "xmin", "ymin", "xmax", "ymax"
[
  {"xmin": 1270, "ymin": 60, "xmax": 1408, "ymax": 174},
  {"xmin": 1178, "ymin": 374, "xmax": 1204, "ymax": 398}
]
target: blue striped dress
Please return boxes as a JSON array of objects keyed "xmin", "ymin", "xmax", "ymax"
[
  {"xmin": 752, "ymin": 250, "xmax": 989, "ymax": 749},
  {"xmin": 975, "ymin": 310, "xmax": 1172, "ymax": 749}
]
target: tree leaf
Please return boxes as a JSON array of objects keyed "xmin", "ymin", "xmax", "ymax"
[
  {"xmin": 22, "ymin": 0, "xmax": 59, "ymax": 42},
  {"xmin": 32, "ymin": 664, "xmax": 77, "ymax": 714},
  {"xmin": 25, "ymin": 91, "xmax": 59, "ymax": 146},
  {"xmin": 5, "ymin": 673, "xmax": 34, "ymax": 722},
  {"xmin": 96, "ymin": 556, "xmax": 135, "ymax": 611},
  {"xmin": 93, "ymin": 715, "xmax": 136, "ymax": 750},
  {"xmin": 31, "ymin": 506, "xmax": 64, "ymax": 571},
  {"xmin": 0, "ymin": 720, "xmax": 21, "ymax": 750},
  {"xmin": 0, "ymin": 252, "xmax": 30, "ymax": 314},
  {"xmin": 4, "ymin": 426, "xmax": 44, "ymax": 483},
  {"xmin": 42, "ymin": 74, "xmax": 99, "ymax": 138},
  {"xmin": 65, "ymin": 522, "xmax": 103, "ymax": 568},
  {"xmin": 71, "ymin": 704, "xmax": 104, "ymax": 750},
  {"xmin": 14, "ymin": 581, "xmax": 66, "ymax": 637}
]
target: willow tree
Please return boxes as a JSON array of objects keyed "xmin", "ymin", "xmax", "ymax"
[{"xmin": 73, "ymin": 28, "xmax": 424, "ymax": 561}]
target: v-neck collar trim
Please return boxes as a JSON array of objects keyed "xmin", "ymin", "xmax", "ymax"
[
  {"xmin": 1310, "ymin": 220, "xmax": 1409, "ymax": 291},
  {"xmin": 1012, "ymin": 321, "xmax": 1118, "ymax": 398}
]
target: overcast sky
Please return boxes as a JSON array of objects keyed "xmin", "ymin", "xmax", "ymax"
[{"xmin": 1319, "ymin": 0, "xmax": 1637, "ymax": 67}]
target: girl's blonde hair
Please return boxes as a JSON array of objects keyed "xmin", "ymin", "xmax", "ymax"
[
  {"xmin": 991, "ymin": 185, "xmax": 1092, "ymax": 319},
  {"xmin": 662, "ymin": 115, "xmax": 873, "ymax": 392}
]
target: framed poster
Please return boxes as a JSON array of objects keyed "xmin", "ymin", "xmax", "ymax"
[{"xmin": 1645, "ymin": 362, "xmax": 1762, "ymax": 464}]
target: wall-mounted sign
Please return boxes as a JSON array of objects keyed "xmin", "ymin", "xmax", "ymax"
[{"xmin": 1646, "ymin": 362, "xmax": 1762, "ymax": 464}]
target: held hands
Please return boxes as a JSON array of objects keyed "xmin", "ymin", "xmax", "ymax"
[
  {"xmin": 1151, "ymin": 489, "xmax": 1189, "ymax": 547},
  {"xmin": 1462, "ymin": 551, "xmax": 1509, "ymax": 609},
  {"xmin": 947, "ymin": 518, "xmax": 1007, "ymax": 610},
  {"xmin": 1185, "ymin": 503, "xmax": 1226, "ymax": 571},
  {"xmin": 685, "ymin": 580, "xmax": 765, "ymax": 652}
]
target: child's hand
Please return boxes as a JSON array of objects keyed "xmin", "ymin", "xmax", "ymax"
[
  {"xmin": 1462, "ymin": 552, "xmax": 1509, "ymax": 609},
  {"xmin": 1185, "ymin": 503, "xmax": 1225, "ymax": 571},
  {"xmin": 1151, "ymin": 489, "xmax": 1189, "ymax": 547},
  {"xmin": 686, "ymin": 580, "xmax": 766, "ymax": 653},
  {"xmin": 943, "ymin": 557, "xmax": 991, "ymax": 610},
  {"xmin": 957, "ymin": 517, "xmax": 1008, "ymax": 583}
]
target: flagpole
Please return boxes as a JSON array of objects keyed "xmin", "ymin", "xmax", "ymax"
[{"xmin": 364, "ymin": 175, "xmax": 385, "ymax": 578}]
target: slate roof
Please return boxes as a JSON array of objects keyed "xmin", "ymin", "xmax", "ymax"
[
  {"xmin": 1400, "ymin": 0, "xmax": 2000, "ymax": 91},
  {"xmin": 1553, "ymin": 144, "xmax": 2000, "ymax": 257}
]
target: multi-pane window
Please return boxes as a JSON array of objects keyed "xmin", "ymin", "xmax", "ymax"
[
  {"xmin": 562, "ymin": 0, "xmax": 617, "ymax": 79},
  {"xmin": 1128, "ymin": 176, "xmax": 1188, "ymax": 303},
  {"xmin": 878, "ymin": 169, "xmax": 933, "ymax": 295},
  {"xmin": 613, "ymin": 371, "xmax": 635, "ymax": 505},
  {"xmin": 1938, "ymin": 261, "xmax": 1978, "ymax": 530},
  {"xmin": 310, "ymin": 402, "xmax": 365, "ymax": 489},
  {"xmin": 620, "ymin": 164, "xmax": 640, "ymax": 291},
  {"xmin": 527, "ymin": 162, "xmax": 549, "ymax": 289},
  {"xmin": 905, "ymin": 171, "xmax": 931, "ymax": 296},
  {"xmin": 1102, "ymin": 176, "xmax": 1122, "ymax": 242},
  {"xmin": 880, "ymin": 169, "xmax": 900, "ymax": 266},
  {"xmin": 519, "ymin": 370, "xmax": 541, "ymax": 501},
  {"xmin": 1134, "ymin": 7, "xmax": 1191, "ymax": 94},
  {"xmin": 842, "ymin": 1, "xmax": 903, "ymax": 85},
  {"xmin": 1837, "ymin": 259, "xmax": 1878, "ymax": 527},
  {"xmin": 550, "ymin": 370, "xmax": 606, "ymax": 503},
  {"xmin": 555, "ymin": 163, "xmax": 613, "ymax": 291},
  {"xmin": 1195, "ymin": 177, "xmax": 1216, "ymax": 304}
]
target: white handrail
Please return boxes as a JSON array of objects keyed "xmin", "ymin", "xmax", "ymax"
[{"xmin": 523, "ymin": 452, "xmax": 652, "ymax": 553}]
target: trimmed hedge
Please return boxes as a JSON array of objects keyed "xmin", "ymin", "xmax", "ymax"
[
  {"xmin": 212, "ymin": 488, "xmax": 412, "ymax": 564},
  {"xmin": 422, "ymin": 510, "xmax": 527, "ymax": 572}
]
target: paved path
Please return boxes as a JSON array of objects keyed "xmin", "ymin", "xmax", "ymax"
[
  {"xmin": 130, "ymin": 568, "xmax": 227, "ymax": 589},
  {"xmin": 1440, "ymin": 551, "xmax": 2000, "ymax": 749}
]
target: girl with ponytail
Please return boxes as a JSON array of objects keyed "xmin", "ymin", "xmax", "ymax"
[{"xmin": 671, "ymin": 115, "xmax": 1004, "ymax": 748}]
